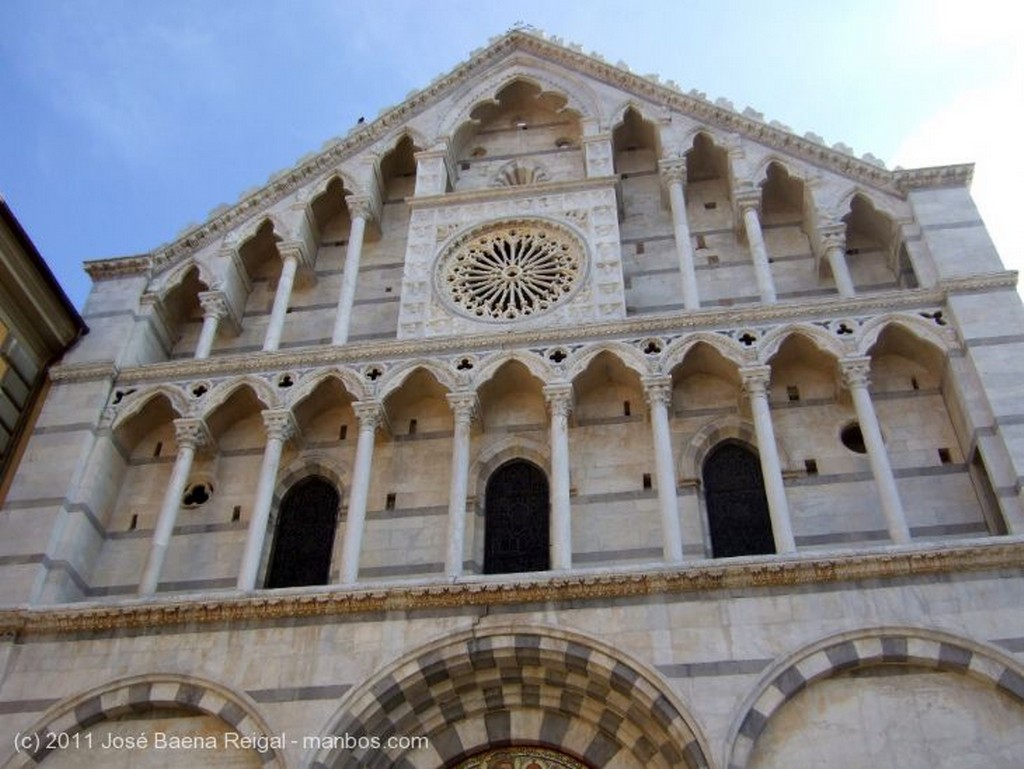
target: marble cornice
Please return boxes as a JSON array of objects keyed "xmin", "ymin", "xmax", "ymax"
[
  {"xmin": 112, "ymin": 284, "xmax": 968, "ymax": 384},
  {"xmin": 86, "ymin": 31, "xmax": 977, "ymax": 285},
  {"xmin": 83, "ymin": 256, "xmax": 151, "ymax": 280},
  {"xmin": 895, "ymin": 164, "xmax": 974, "ymax": 192},
  {"xmin": 2, "ymin": 537, "xmax": 1022, "ymax": 637},
  {"xmin": 49, "ymin": 361, "xmax": 119, "ymax": 383},
  {"xmin": 407, "ymin": 175, "xmax": 618, "ymax": 209}
]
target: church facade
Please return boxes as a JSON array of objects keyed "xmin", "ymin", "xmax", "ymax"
[{"xmin": 2, "ymin": 29, "xmax": 1023, "ymax": 769}]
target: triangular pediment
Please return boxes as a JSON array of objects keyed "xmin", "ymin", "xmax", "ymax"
[{"xmin": 97, "ymin": 28, "xmax": 970, "ymax": 285}]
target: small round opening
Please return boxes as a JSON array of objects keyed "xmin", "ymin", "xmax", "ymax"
[
  {"xmin": 840, "ymin": 423, "xmax": 867, "ymax": 454},
  {"xmin": 182, "ymin": 482, "xmax": 212, "ymax": 507}
]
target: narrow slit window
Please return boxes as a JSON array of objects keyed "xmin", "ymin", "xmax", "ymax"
[
  {"xmin": 153, "ymin": 442, "xmax": 162, "ymax": 458},
  {"xmin": 642, "ymin": 473, "xmax": 652, "ymax": 490},
  {"xmin": 409, "ymin": 419, "xmax": 418, "ymax": 435},
  {"xmin": 804, "ymin": 459, "xmax": 818, "ymax": 476},
  {"xmin": 623, "ymin": 400, "xmax": 631, "ymax": 416},
  {"xmin": 129, "ymin": 514, "xmax": 138, "ymax": 531},
  {"xmin": 787, "ymin": 386, "xmax": 800, "ymax": 402},
  {"xmin": 938, "ymin": 448, "xmax": 952, "ymax": 464},
  {"xmin": 232, "ymin": 505, "xmax": 241, "ymax": 522},
  {"xmin": 339, "ymin": 424, "xmax": 348, "ymax": 440},
  {"xmin": 385, "ymin": 492, "xmax": 397, "ymax": 511}
]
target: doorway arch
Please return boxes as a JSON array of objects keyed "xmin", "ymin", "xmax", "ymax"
[
  {"xmin": 265, "ymin": 475, "xmax": 340, "ymax": 588},
  {"xmin": 484, "ymin": 459, "xmax": 550, "ymax": 574},
  {"xmin": 703, "ymin": 441, "xmax": 775, "ymax": 557}
]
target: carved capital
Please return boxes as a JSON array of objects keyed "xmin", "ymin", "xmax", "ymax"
[
  {"xmin": 820, "ymin": 224, "xmax": 847, "ymax": 253},
  {"xmin": 345, "ymin": 195, "xmax": 377, "ymax": 223},
  {"xmin": 642, "ymin": 375, "xmax": 673, "ymax": 409},
  {"xmin": 352, "ymin": 400, "xmax": 384, "ymax": 432},
  {"xmin": 739, "ymin": 365, "xmax": 772, "ymax": 397},
  {"xmin": 658, "ymin": 158, "xmax": 687, "ymax": 186},
  {"xmin": 198, "ymin": 291, "xmax": 230, "ymax": 320},
  {"xmin": 277, "ymin": 240, "xmax": 309, "ymax": 267},
  {"xmin": 446, "ymin": 392, "xmax": 478, "ymax": 425},
  {"xmin": 734, "ymin": 189, "xmax": 761, "ymax": 215},
  {"xmin": 543, "ymin": 384, "xmax": 574, "ymax": 418},
  {"xmin": 172, "ymin": 418, "xmax": 213, "ymax": 450},
  {"xmin": 840, "ymin": 356, "xmax": 872, "ymax": 389},
  {"xmin": 262, "ymin": 409, "xmax": 298, "ymax": 443}
]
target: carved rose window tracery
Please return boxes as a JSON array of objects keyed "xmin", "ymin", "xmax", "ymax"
[{"xmin": 438, "ymin": 220, "xmax": 584, "ymax": 322}]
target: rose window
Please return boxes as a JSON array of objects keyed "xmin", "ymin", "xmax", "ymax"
[{"xmin": 439, "ymin": 221, "xmax": 583, "ymax": 321}]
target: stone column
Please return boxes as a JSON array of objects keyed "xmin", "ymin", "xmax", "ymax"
[
  {"xmin": 263, "ymin": 245, "xmax": 302, "ymax": 352},
  {"xmin": 195, "ymin": 291, "xmax": 229, "ymax": 360},
  {"xmin": 841, "ymin": 357, "xmax": 910, "ymax": 543},
  {"xmin": 338, "ymin": 401, "xmax": 382, "ymax": 584},
  {"xmin": 822, "ymin": 226, "xmax": 855, "ymax": 298},
  {"xmin": 739, "ymin": 367, "xmax": 796, "ymax": 553},
  {"xmin": 659, "ymin": 159, "xmax": 700, "ymax": 310},
  {"xmin": 736, "ymin": 195, "xmax": 777, "ymax": 304},
  {"xmin": 544, "ymin": 384, "xmax": 574, "ymax": 570},
  {"xmin": 139, "ymin": 418, "xmax": 212, "ymax": 596},
  {"xmin": 444, "ymin": 392, "xmax": 477, "ymax": 578},
  {"xmin": 236, "ymin": 410, "xmax": 298, "ymax": 591},
  {"xmin": 643, "ymin": 376, "xmax": 684, "ymax": 564},
  {"xmin": 332, "ymin": 197, "xmax": 373, "ymax": 345}
]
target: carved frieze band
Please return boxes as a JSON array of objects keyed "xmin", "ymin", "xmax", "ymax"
[{"xmin": 2, "ymin": 539, "xmax": 1021, "ymax": 636}]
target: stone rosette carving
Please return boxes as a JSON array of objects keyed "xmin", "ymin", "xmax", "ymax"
[{"xmin": 435, "ymin": 219, "xmax": 586, "ymax": 322}]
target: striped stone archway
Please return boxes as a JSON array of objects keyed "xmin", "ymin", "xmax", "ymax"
[
  {"xmin": 724, "ymin": 626, "xmax": 1024, "ymax": 769},
  {"xmin": 312, "ymin": 625, "xmax": 712, "ymax": 769}
]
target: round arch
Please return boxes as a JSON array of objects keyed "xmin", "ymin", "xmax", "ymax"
[
  {"xmin": 724, "ymin": 626, "xmax": 1024, "ymax": 769},
  {"xmin": 2, "ymin": 673, "xmax": 287, "ymax": 769},
  {"xmin": 309, "ymin": 625, "xmax": 712, "ymax": 769}
]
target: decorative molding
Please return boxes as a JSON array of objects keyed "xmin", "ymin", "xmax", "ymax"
[
  {"xmin": 894, "ymin": 164, "xmax": 974, "ymax": 192},
  {"xmin": 111, "ymin": 287, "xmax": 969, "ymax": 386},
  {"xmin": 48, "ymin": 361, "xmax": 119, "ymax": 383},
  {"xmin": 78, "ymin": 31, "xmax": 972, "ymax": 285},
  {"xmin": 2, "ymin": 538, "xmax": 1022, "ymax": 637}
]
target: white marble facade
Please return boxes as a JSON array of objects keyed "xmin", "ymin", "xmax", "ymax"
[{"xmin": 2, "ymin": 29, "xmax": 1024, "ymax": 769}]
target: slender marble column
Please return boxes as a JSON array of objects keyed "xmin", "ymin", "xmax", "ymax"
[
  {"xmin": 332, "ymin": 197, "xmax": 373, "ymax": 345},
  {"xmin": 737, "ymin": 198, "xmax": 777, "ymax": 304},
  {"xmin": 822, "ymin": 227, "xmax": 855, "ymax": 298},
  {"xmin": 444, "ymin": 393, "xmax": 476, "ymax": 578},
  {"xmin": 740, "ymin": 367, "xmax": 796, "ymax": 553},
  {"xmin": 338, "ymin": 401, "xmax": 382, "ymax": 584},
  {"xmin": 237, "ymin": 410, "xmax": 298, "ymax": 590},
  {"xmin": 841, "ymin": 357, "xmax": 910, "ymax": 543},
  {"xmin": 643, "ymin": 376, "xmax": 684, "ymax": 564},
  {"xmin": 195, "ymin": 291, "xmax": 228, "ymax": 360},
  {"xmin": 659, "ymin": 160, "xmax": 700, "ymax": 310},
  {"xmin": 263, "ymin": 247, "xmax": 300, "ymax": 352},
  {"xmin": 139, "ymin": 418, "xmax": 212, "ymax": 596},
  {"xmin": 544, "ymin": 384, "xmax": 574, "ymax": 570}
]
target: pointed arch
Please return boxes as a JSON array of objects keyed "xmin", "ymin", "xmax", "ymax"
[
  {"xmin": 229, "ymin": 214, "xmax": 284, "ymax": 253},
  {"xmin": 758, "ymin": 324, "xmax": 846, "ymax": 365},
  {"xmin": 376, "ymin": 359, "xmax": 458, "ymax": 401},
  {"xmin": 111, "ymin": 385, "xmax": 190, "ymax": 436},
  {"xmin": 309, "ymin": 624, "xmax": 712, "ymax": 769},
  {"xmin": 199, "ymin": 376, "xmax": 278, "ymax": 422},
  {"xmin": 830, "ymin": 186, "xmax": 905, "ymax": 222},
  {"xmin": 750, "ymin": 155, "xmax": 810, "ymax": 188},
  {"xmin": 680, "ymin": 414, "xmax": 789, "ymax": 482},
  {"xmin": 374, "ymin": 126, "xmax": 430, "ymax": 160},
  {"xmin": 304, "ymin": 169, "xmax": 361, "ymax": 204},
  {"xmin": 439, "ymin": 66, "xmax": 600, "ymax": 141},
  {"xmin": 608, "ymin": 98, "xmax": 664, "ymax": 133},
  {"xmin": 285, "ymin": 367, "xmax": 366, "ymax": 410},
  {"xmin": 149, "ymin": 257, "xmax": 213, "ymax": 298},
  {"xmin": 5, "ymin": 672, "xmax": 288, "ymax": 769},
  {"xmin": 679, "ymin": 126, "xmax": 733, "ymax": 155},
  {"xmin": 471, "ymin": 349, "xmax": 553, "ymax": 390},
  {"xmin": 469, "ymin": 433, "xmax": 550, "ymax": 504},
  {"xmin": 725, "ymin": 626, "xmax": 1024, "ymax": 769},
  {"xmin": 274, "ymin": 452, "xmax": 349, "ymax": 500},
  {"xmin": 661, "ymin": 332, "xmax": 749, "ymax": 374},
  {"xmin": 857, "ymin": 313, "xmax": 958, "ymax": 358},
  {"xmin": 564, "ymin": 342, "xmax": 651, "ymax": 383}
]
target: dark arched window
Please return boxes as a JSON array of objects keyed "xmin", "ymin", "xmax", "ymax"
[
  {"xmin": 265, "ymin": 475, "xmax": 340, "ymax": 588},
  {"xmin": 703, "ymin": 442, "xmax": 775, "ymax": 558},
  {"xmin": 484, "ymin": 460, "xmax": 550, "ymax": 574}
]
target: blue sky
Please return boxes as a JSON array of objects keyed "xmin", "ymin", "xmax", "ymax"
[{"xmin": 2, "ymin": 1, "xmax": 1021, "ymax": 309}]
